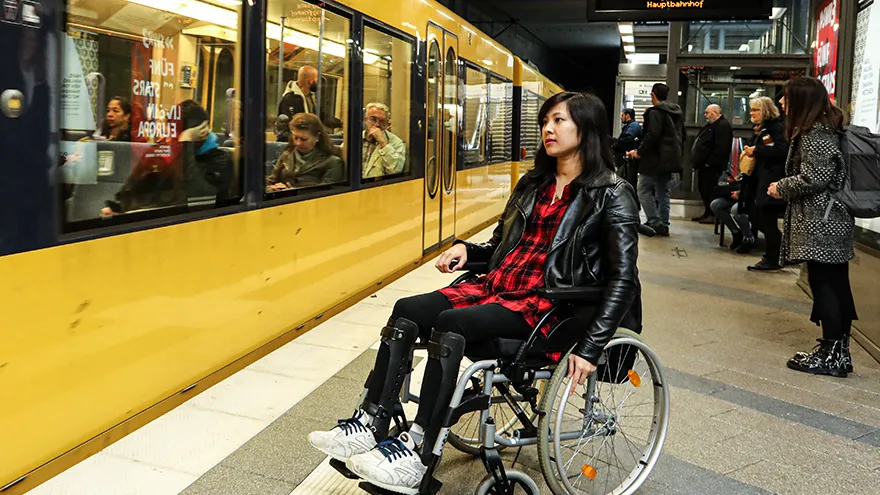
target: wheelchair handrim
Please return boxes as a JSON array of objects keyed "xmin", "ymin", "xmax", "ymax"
[{"xmin": 551, "ymin": 334, "xmax": 670, "ymax": 495}]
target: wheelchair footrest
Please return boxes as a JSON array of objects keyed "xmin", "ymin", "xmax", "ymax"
[
  {"xmin": 358, "ymin": 478, "xmax": 442, "ymax": 495},
  {"xmin": 329, "ymin": 459, "xmax": 360, "ymax": 480}
]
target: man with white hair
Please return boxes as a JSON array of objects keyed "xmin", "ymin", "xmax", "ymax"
[
  {"xmin": 690, "ymin": 103, "xmax": 733, "ymax": 223},
  {"xmin": 362, "ymin": 102, "xmax": 406, "ymax": 178}
]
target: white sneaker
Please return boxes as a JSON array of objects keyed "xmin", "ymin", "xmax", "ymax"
[
  {"xmin": 346, "ymin": 432, "xmax": 427, "ymax": 495},
  {"xmin": 308, "ymin": 411, "xmax": 377, "ymax": 462}
]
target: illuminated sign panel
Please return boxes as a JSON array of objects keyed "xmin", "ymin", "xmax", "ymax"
[
  {"xmin": 813, "ymin": 0, "xmax": 839, "ymax": 101},
  {"xmin": 587, "ymin": 0, "xmax": 773, "ymax": 21}
]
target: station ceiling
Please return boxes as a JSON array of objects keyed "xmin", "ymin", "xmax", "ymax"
[{"xmin": 468, "ymin": 0, "xmax": 669, "ymax": 57}]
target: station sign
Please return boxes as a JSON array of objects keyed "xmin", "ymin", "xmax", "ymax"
[{"xmin": 587, "ymin": 0, "xmax": 773, "ymax": 22}]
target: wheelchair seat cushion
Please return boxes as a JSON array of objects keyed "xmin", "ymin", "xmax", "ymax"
[{"xmin": 465, "ymin": 337, "xmax": 569, "ymax": 369}]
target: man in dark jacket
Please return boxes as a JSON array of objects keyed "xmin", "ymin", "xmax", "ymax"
[
  {"xmin": 278, "ymin": 65, "xmax": 318, "ymax": 120},
  {"xmin": 626, "ymin": 83, "xmax": 685, "ymax": 236},
  {"xmin": 613, "ymin": 109, "xmax": 642, "ymax": 167},
  {"xmin": 690, "ymin": 104, "xmax": 733, "ymax": 223}
]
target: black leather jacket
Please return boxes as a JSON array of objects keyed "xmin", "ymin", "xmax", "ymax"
[{"xmin": 457, "ymin": 170, "xmax": 642, "ymax": 364}]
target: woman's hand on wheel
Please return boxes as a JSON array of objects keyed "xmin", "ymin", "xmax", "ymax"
[
  {"xmin": 567, "ymin": 354, "xmax": 597, "ymax": 393},
  {"xmin": 435, "ymin": 243, "xmax": 468, "ymax": 273}
]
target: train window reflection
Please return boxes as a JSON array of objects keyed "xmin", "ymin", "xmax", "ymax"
[
  {"xmin": 361, "ymin": 26, "xmax": 413, "ymax": 182},
  {"xmin": 463, "ymin": 67, "xmax": 487, "ymax": 169},
  {"xmin": 61, "ymin": 0, "xmax": 242, "ymax": 230},
  {"xmin": 487, "ymin": 75, "xmax": 512, "ymax": 164},
  {"xmin": 265, "ymin": 0, "xmax": 350, "ymax": 198}
]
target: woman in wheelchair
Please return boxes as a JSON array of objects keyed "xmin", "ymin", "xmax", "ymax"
[{"xmin": 309, "ymin": 92, "xmax": 641, "ymax": 494}]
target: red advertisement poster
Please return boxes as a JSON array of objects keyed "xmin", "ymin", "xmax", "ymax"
[{"xmin": 814, "ymin": 0, "xmax": 839, "ymax": 101}]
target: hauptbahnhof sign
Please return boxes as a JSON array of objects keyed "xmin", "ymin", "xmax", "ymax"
[{"xmin": 587, "ymin": 0, "xmax": 774, "ymax": 21}]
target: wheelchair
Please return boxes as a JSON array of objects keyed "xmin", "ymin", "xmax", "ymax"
[{"xmin": 332, "ymin": 262, "xmax": 670, "ymax": 495}]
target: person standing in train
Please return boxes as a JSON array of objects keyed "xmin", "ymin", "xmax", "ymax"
[
  {"xmin": 278, "ymin": 65, "xmax": 319, "ymax": 120},
  {"xmin": 309, "ymin": 92, "xmax": 641, "ymax": 494},
  {"xmin": 767, "ymin": 77, "xmax": 856, "ymax": 377}
]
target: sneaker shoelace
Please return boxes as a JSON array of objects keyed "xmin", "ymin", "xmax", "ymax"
[
  {"xmin": 376, "ymin": 436, "xmax": 414, "ymax": 462},
  {"xmin": 333, "ymin": 416, "xmax": 369, "ymax": 436}
]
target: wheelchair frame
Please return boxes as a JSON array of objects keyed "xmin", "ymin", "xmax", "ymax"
[{"xmin": 333, "ymin": 265, "xmax": 669, "ymax": 495}]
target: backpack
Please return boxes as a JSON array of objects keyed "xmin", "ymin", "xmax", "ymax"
[{"xmin": 835, "ymin": 125, "xmax": 880, "ymax": 218}]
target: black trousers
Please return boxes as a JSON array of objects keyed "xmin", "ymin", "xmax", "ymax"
[
  {"xmin": 364, "ymin": 292, "xmax": 532, "ymax": 429},
  {"xmin": 697, "ymin": 166, "xmax": 720, "ymax": 215},
  {"xmin": 756, "ymin": 204, "xmax": 784, "ymax": 265},
  {"xmin": 806, "ymin": 261, "xmax": 858, "ymax": 341},
  {"xmin": 620, "ymin": 159, "xmax": 640, "ymax": 210}
]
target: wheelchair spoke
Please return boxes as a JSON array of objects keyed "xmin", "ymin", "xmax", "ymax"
[{"xmin": 541, "ymin": 333, "xmax": 669, "ymax": 495}]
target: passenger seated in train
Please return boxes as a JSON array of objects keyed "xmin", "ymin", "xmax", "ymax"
[
  {"xmin": 362, "ymin": 102, "xmax": 406, "ymax": 179},
  {"xmin": 266, "ymin": 113, "xmax": 345, "ymax": 191},
  {"xmin": 97, "ymin": 96, "xmax": 133, "ymax": 142},
  {"xmin": 274, "ymin": 114, "xmax": 290, "ymax": 143},
  {"xmin": 101, "ymin": 100, "xmax": 233, "ymax": 216},
  {"xmin": 309, "ymin": 92, "xmax": 641, "ymax": 494}
]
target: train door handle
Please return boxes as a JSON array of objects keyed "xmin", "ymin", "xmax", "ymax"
[{"xmin": 1, "ymin": 89, "xmax": 25, "ymax": 118}]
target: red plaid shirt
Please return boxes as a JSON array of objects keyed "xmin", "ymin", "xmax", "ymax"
[{"xmin": 440, "ymin": 181, "xmax": 571, "ymax": 335}]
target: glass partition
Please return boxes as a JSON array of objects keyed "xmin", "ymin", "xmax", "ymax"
[
  {"xmin": 681, "ymin": 0, "xmax": 810, "ymax": 55},
  {"xmin": 61, "ymin": 0, "xmax": 243, "ymax": 230}
]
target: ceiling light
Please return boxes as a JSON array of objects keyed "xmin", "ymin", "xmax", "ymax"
[
  {"xmin": 623, "ymin": 44, "xmax": 635, "ymax": 52},
  {"xmin": 622, "ymin": 35, "xmax": 635, "ymax": 43},
  {"xmin": 730, "ymin": 66, "xmax": 741, "ymax": 70},
  {"xmin": 129, "ymin": 0, "xmax": 237, "ymax": 28},
  {"xmin": 618, "ymin": 23, "xmax": 633, "ymax": 35}
]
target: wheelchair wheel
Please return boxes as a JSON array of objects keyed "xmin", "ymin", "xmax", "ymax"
[
  {"xmin": 448, "ymin": 359, "xmax": 548, "ymax": 456},
  {"xmin": 474, "ymin": 470, "xmax": 540, "ymax": 495},
  {"xmin": 537, "ymin": 329, "xmax": 670, "ymax": 495}
]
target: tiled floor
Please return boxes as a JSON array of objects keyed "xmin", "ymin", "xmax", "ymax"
[{"xmin": 30, "ymin": 220, "xmax": 880, "ymax": 495}]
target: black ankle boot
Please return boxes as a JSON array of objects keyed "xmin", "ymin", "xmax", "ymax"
[
  {"xmin": 841, "ymin": 335, "xmax": 854, "ymax": 373},
  {"xmin": 736, "ymin": 236, "xmax": 756, "ymax": 254},
  {"xmin": 787, "ymin": 339, "xmax": 848, "ymax": 377},
  {"xmin": 729, "ymin": 232, "xmax": 743, "ymax": 250}
]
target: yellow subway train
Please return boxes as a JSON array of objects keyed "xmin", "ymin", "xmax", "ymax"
[{"xmin": 0, "ymin": 0, "xmax": 562, "ymax": 492}]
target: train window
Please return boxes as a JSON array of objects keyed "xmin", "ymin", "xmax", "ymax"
[
  {"xmin": 487, "ymin": 75, "xmax": 512, "ymax": 164},
  {"xmin": 61, "ymin": 0, "xmax": 243, "ymax": 231},
  {"xmin": 520, "ymin": 90, "xmax": 541, "ymax": 161},
  {"xmin": 361, "ymin": 26, "xmax": 413, "ymax": 182},
  {"xmin": 462, "ymin": 66, "xmax": 487, "ymax": 168},
  {"xmin": 265, "ymin": 0, "xmax": 350, "ymax": 198}
]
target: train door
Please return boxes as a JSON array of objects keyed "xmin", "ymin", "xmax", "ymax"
[
  {"xmin": 422, "ymin": 24, "xmax": 459, "ymax": 253},
  {"xmin": 0, "ymin": 2, "xmax": 57, "ymax": 256}
]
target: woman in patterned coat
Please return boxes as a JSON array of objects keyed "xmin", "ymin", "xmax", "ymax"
[{"xmin": 768, "ymin": 77, "xmax": 856, "ymax": 377}]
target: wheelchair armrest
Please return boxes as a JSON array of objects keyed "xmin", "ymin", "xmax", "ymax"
[
  {"xmin": 447, "ymin": 262, "xmax": 489, "ymax": 286},
  {"xmin": 460, "ymin": 261, "xmax": 489, "ymax": 274},
  {"xmin": 536, "ymin": 287, "xmax": 604, "ymax": 304}
]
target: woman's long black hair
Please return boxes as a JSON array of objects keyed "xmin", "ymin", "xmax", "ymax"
[{"xmin": 523, "ymin": 92, "xmax": 616, "ymax": 187}]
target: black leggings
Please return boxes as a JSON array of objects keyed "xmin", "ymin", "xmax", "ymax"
[
  {"xmin": 756, "ymin": 205, "xmax": 784, "ymax": 265},
  {"xmin": 806, "ymin": 261, "xmax": 858, "ymax": 341},
  {"xmin": 364, "ymin": 292, "xmax": 532, "ymax": 429}
]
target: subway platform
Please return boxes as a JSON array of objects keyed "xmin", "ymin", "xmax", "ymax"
[{"xmin": 29, "ymin": 220, "xmax": 880, "ymax": 495}]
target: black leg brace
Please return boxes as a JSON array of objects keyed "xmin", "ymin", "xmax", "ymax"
[
  {"xmin": 362, "ymin": 317, "xmax": 419, "ymax": 440},
  {"xmin": 419, "ymin": 331, "xmax": 466, "ymax": 466}
]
